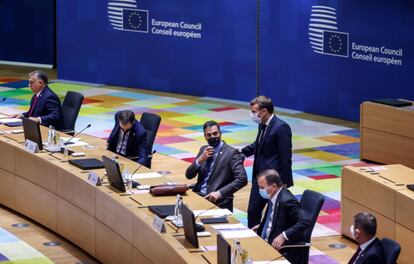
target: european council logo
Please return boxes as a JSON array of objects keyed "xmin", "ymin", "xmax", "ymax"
[
  {"xmin": 122, "ymin": 9, "xmax": 148, "ymax": 33},
  {"xmin": 107, "ymin": 0, "xmax": 149, "ymax": 33},
  {"xmin": 323, "ymin": 30, "xmax": 349, "ymax": 57},
  {"xmin": 308, "ymin": 5, "xmax": 349, "ymax": 58}
]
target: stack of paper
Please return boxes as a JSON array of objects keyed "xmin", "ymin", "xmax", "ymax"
[
  {"xmin": 193, "ymin": 209, "xmax": 232, "ymax": 218},
  {"xmin": 212, "ymin": 223, "xmax": 257, "ymax": 239},
  {"xmin": 131, "ymin": 172, "xmax": 162, "ymax": 180},
  {"xmin": 0, "ymin": 118, "xmax": 21, "ymax": 124}
]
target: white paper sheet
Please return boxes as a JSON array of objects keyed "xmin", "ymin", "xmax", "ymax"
[
  {"xmin": 212, "ymin": 223, "xmax": 257, "ymax": 239},
  {"xmin": 131, "ymin": 172, "xmax": 162, "ymax": 180},
  {"xmin": 0, "ymin": 118, "xmax": 21, "ymax": 124},
  {"xmin": 193, "ymin": 209, "xmax": 233, "ymax": 217}
]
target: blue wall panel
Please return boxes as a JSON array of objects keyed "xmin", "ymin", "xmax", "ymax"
[
  {"xmin": 57, "ymin": 0, "xmax": 256, "ymax": 101},
  {"xmin": 260, "ymin": 0, "xmax": 414, "ymax": 121},
  {"xmin": 0, "ymin": 0, "xmax": 55, "ymax": 65}
]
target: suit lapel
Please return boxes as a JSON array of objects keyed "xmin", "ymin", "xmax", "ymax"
[
  {"xmin": 208, "ymin": 143, "xmax": 225, "ymax": 177},
  {"xmin": 271, "ymin": 187, "xmax": 284, "ymax": 227},
  {"xmin": 357, "ymin": 238, "xmax": 379, "ymax": 262}
]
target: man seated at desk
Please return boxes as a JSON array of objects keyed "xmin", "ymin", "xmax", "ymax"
[
  {"xmin": 253, "ymin": 169, "xmax": 310, "ymax": 264},
  {"xmin": 107, "ymin": 110, "xmax": 149, "ymax": 167},
  {"xmin": 185, "ymin": 120, "xmax": 247, "ymax": 211},
  {"xmin": 11, "ymin": 70, "xmax": 63, "ymax": 129},
  {"xmin": 348, "ymin": 212, "xmax": 385, "ymax": 264}
]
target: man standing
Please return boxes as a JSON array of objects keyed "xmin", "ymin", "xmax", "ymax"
[
  {"xmin": 12, "ymin": 70, "xmax": 63, "ymax": 129},
  {"xmin": 348, "ymin": 213, "xmax": 385, "ymax": 264},
  {"xmin": 254, "ymin": 170, "xmax": 309, "ymax": 264},
  {"xmin": 107, "ymin": 110, "xmax": 149, "ymax": 167},
  {"xmin": 186, "ymin": 120, "xmax": 248, "ymax": 211},
  {"xmin": 242, "ymin": 95, "xmax": 293, "ymax": 228}
]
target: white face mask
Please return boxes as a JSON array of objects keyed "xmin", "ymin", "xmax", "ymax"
[
  {"xmin": 350, "ymin": 225, "xmax": 356, "ymax": 239},
  {"xmin": 250, "ymin": 112, "xmax": 261, "ymax": 124}
]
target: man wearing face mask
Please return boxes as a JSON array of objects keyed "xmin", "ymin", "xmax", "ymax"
[
  {"xmin": 348, "ymin": 213, "xmax": 385, "ymax": 264},
  {"xmin": 242, "ymin": 96, "xmax": 293, "ymax": 228},
  {"xmin": 253, "ymin": 169, "xmax": 309, "ymax": 264},
  {"xmin": 186, "ymin": 120, "xmax": 248, "ymax": 211},
  {"xmin": 107, "ymin": 110, "xmax": 149, "ymax": 167}
]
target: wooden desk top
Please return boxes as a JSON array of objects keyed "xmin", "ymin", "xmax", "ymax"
[{"xmin": 0, "ymin": 122, "xmax": 281, "ymax": 263}]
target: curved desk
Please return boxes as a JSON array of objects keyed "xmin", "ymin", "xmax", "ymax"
[{"xmin": 0, "ymin": 125, "xmax": 281, "ymax": 263}]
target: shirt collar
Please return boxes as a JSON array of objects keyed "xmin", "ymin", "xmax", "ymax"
[
  {"xmin": 270, "ymin": 186, "xmax": 283, "ymax": 204},
  {"xmin": 215, "ymin": 140, "xmax": 224, "ymax": 151},
  {"xmin": 360, "ymin": 237, "xmax": 376, "ymax": 252},
  {"xmin": 264, "ymin": 114, "xmax": 274, "ymax": 126},
  {"xmin": 36, "ymin": 88, "xmax": 45, "ymax": 97}
]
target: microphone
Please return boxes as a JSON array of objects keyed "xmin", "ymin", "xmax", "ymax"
[
  {"xmin": 194, "ymin": 196, "xmax": 234, "ymax": 222},
  {"xmin": 64, "ymin": 124, "xmax": 91, "ymax": 145}
]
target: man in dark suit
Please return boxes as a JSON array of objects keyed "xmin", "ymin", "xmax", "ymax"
[
  {"xmin": 107, "ymin": 110, "xmax": 149, "ymax": 167},
  {"xmin": 12, "ymin": 70, "xmax": 63, "ymax": 129},
  {"xmin": 186, "ymin": 120, "xmax": 248, "ymax": 211},
  {"xmin": 254, "ymin": 169, "xmax": 310, "ymax": 264},
  {"xmin": 242, "ymin": 96, "xmax": 293, "ymax": 228},
  {"xmin": 348, "ymin": 213, "xmax": 385, "ymax": 264}
]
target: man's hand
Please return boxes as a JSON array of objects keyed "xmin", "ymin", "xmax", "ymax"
[
  {"xmin": 271, "ymin": 234, "xmax": 286, "ymax": 250},
  {"xmin": 198, "ymin": 146, "xmax": 214, "ymax": 164},
  {"xmin": 11, "ymin": 113, "xmax": 23, "ymax": 119},
  {"xmin": 29, "ymin": 117, "xmax": 40, "ymax": 123},
  {"xmin": 252, "ymin": 224, "xmax": 260, "ymax": 232},
  {"xmin": 204, "ymin": 191, "xmax": 222, "ymax": 203}
]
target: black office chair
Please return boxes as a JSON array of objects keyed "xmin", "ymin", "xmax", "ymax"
[
  {"xmin": 381, "ymin": 238, "xmax": 400, "ymax": 264},
  {"xmin": 280, "ymin": 190, "xmax": 325, "ymax": 264},
  {"xmin": 61, "ymin": 91, "xmax": 84, "ymax": 135},
  {"xmin": 140, "ymin": 112, "xmax": 161, "ymax": 168}
]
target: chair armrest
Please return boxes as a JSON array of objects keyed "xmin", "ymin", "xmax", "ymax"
[{"xmin": 279, "ymin": 242, "xmax": 311, "ymax": 249}]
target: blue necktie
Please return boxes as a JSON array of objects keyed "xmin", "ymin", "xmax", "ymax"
[{"xmin": 261, "ymin": 201, "xmax": 273, "ymax": 239}]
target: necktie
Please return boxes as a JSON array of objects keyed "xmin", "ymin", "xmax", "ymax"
[
  {"xmin": 28, "ymin": 95, "xmax": 38, "ymax": 117},
  {"xmin": 348, "ymin": 246, "xmax": 361, "ymax": 264},
  {"xmin": 261, "ymin": 200, "xmax": 273, "ymax": 240},
  {"xmin": 258, "ymin": 124, "xmax": 267, "ymax": 143}
]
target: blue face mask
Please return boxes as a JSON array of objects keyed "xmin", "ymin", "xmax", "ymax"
[{"xmin": 259, "ymin": 188, "xmax": 270, "ymax": 199}]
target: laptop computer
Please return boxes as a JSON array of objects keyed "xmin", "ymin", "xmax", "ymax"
[
  {"xmin": 217, "ymin": 233, "xmax": 231, "ymax": 264},
  {"xmin": 102, "ymin": 155, "xmax": 126, "ymax": 192},
  {"xmin": 370, "ymin": 98, "xmax": 412, "ymax": 107},
  {"xmin": 69, "ymin": 158, "xmax": 104, "ymax": 170},
  {"xmin": 22, "ymin": 117, "xmax": 43, "ymax": 150},
  {"xmin": 181, "ymin": 203, "xmax": 199, "ymax": 248},
  {"xmin": 148, "ymin": 205, "xmax": 175, "ymax": 218}
]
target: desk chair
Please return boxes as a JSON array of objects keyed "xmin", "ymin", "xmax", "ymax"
[
  {"xmin": 61, "ymin": 91, "xmax": 84, "ymax": 135},
  {"xmin": 381, "ymin": 238, "xmax": 400, "ymax": 264},
  {"xmin": 140, "ymin": 112, "xmax": 161, "ymax": 168},
  {"xmin": 280, "ymin": 189, "xmax": 325, "ymax": 264}
]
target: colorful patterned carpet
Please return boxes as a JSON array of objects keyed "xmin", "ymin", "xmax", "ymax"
[
  {"xmin": 0, "ymin": 227, "xmax": 52, "ymax": 264},
  {"xmin": 0, "ymin": 77, "xmax": 366, "ymax": 243}
]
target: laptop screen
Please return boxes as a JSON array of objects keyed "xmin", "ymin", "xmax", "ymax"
[
  {"xmin": 181, "ymin": 203, "xmax": 199, "ymax": 248},
  {"xmin": 102, "ymin": 155, "xmax": 126, "ymax": 192},
  {"xmin": 22, "ymin": 117, "xmax": 43, "ymax": 150}
]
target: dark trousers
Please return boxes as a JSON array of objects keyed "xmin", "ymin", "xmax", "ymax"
[
  {"xmin": 280, "ymin": 247, "xmax": 308, "ymax": 264},
  {"xmin": 247, "ymin": 178, "xmax": 267, "ymax": 228}
]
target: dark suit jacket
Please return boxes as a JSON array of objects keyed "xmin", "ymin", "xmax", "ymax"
[
  {"xmin": 107, "ymin": 117, "xmax": 149, "ymax": 167},
  {"xmin": 257, "ymin": 187, "xmax": 310, "ymax": 261},
  {"xmin": 23, "ymin": 86, "xmax": 63, "ymax": 130},
  {"xmin": 185, "ymin": 142, "xmax": 248, "ymax": 207},
  {"xmin": 355, "ymin": 238, "xmax": 385, "ymax": 264},
  {"xmin": 242, "ymin": 115, "xmax": 293, "ymax": 187}
]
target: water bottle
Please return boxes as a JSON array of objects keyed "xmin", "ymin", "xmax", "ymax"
[
  {"xmin": 47, "ymin": 125, "xmax": 53, "ymax": 147},
  {"xmin": 231, "ymin": 240, "xmax": 242, "ymax": 264},
  {"xmin": 173, "ymin": 194, "xmax": 183, "ymax": 226},
  {"xmin": 123, "ymin": 168, "xmax": 132, "ymax": 190},
  {"xmin": 51, "ymin": 127, "xmax": 57, "ymax": 148}
]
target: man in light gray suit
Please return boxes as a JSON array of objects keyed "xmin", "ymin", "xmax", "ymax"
[{"xmin": 185, "ymin": 120, "xmax": 248, "ymax": 211}]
